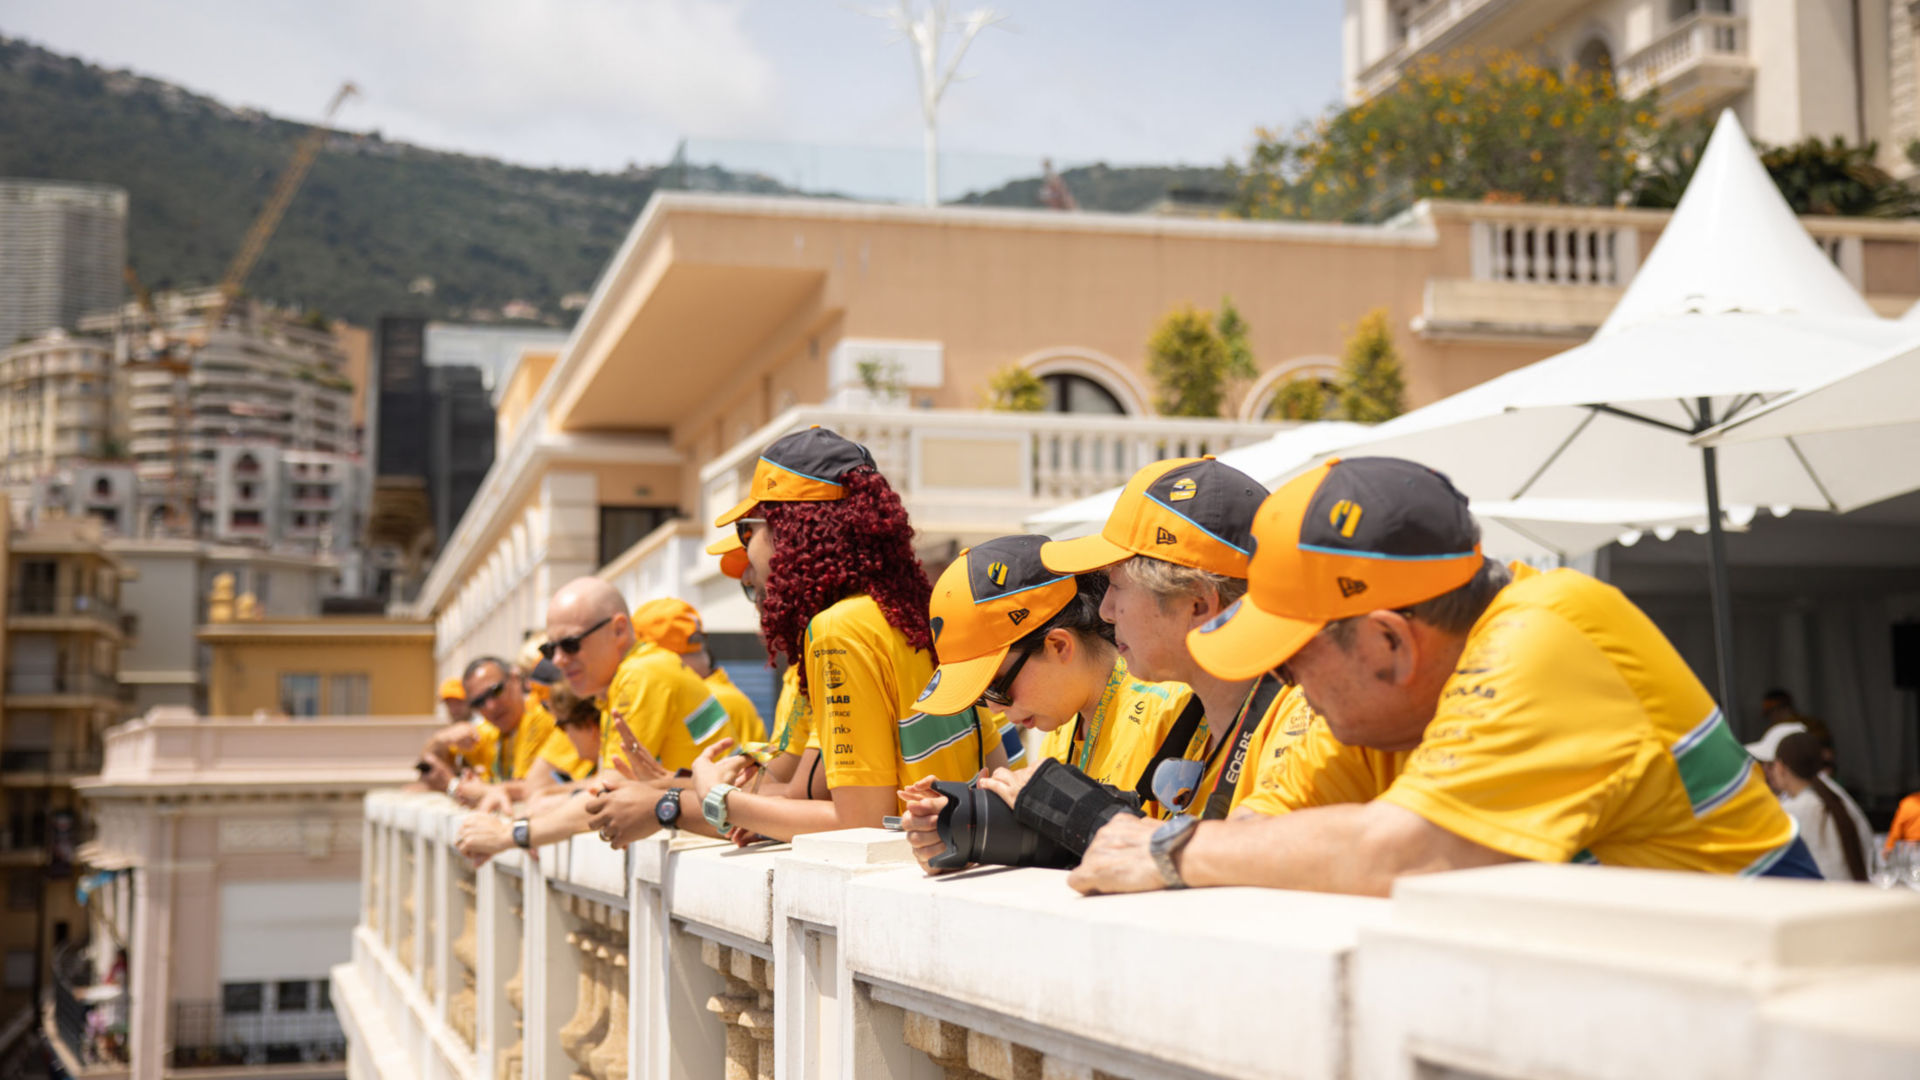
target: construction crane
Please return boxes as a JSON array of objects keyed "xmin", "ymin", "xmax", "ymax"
[{"xmin": 125, "ymin": 81, "xmax": 359, "ymax": 534}]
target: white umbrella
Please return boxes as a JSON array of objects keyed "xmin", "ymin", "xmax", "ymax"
[{"xmin": 1321, "ymin": 109, "xmax": 1920, "ymax": 713}]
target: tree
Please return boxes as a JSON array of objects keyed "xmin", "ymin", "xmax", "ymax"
[
  {"xmin": 984, "ymin": 364, "xmax": 1045, "ymax": 411},
  {"xmin": 1264, "ymin": 376, "xmax": 1330, "ymax": 421},
  {"xmin": 1232, "ymin": 49, "xmax": 1663, "ymax": 223},
  {"xmin": 1146, "ymin": 299, "xmax": 1259, "ymax": 417},
  {"xmin": 1337, "ymin": 309, "xmax": 1406, "ymax": 423}
]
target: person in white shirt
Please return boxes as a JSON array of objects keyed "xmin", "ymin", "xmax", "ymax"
[{"xmin": 1749, "ymin": 725, "xmax": 1872, "ymax": 883}]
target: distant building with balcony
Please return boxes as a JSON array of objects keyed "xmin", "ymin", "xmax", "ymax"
[
  {"xmin": 196, "ymin": 583, "xmax": 434, "ymax": 719},
  {"xmin": 0, "ymin": 331, "xmax": 120, "ymax": 495},
  {"xmin": 0, "ymin": 180, "xmax": 125, "ymax": 350},
  {"xmin": 409, "ymin": 191, "xmax": 1920, "ymax": 681},
  {"xmin": 1342, "ymin": 1, "xmax": 1920, "ymax": 172},
  {"xmin": 0, "ymin": 511, "xmax": 127, "ymax": 1031},
  {"xmin": 43, "ymin": 708, "xmax": 438, "ymax": 1079}
]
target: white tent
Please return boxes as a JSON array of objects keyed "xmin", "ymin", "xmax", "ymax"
[{"xmin": 1314, "ymin": 109, "xmax": 1920, "ymax": 707}]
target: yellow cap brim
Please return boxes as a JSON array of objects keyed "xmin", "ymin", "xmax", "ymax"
[
  {"xmin": 1040, "ymin": 533, "xmax": 1133, "ymax": 574},
  {"xmin": 1186, "ymin": 598, "xmax": 1324, "ymax": 681},
  {"xmin": 713, "ymin": 497, "xmax": 760, "ymax": 528},
  {"xmin": 705, "ymin": 535, "xmax": 743, "ymax": 556},
  {"xmin": 913, "ymin": 646, "xmax": 1010, "ymax": 715}
]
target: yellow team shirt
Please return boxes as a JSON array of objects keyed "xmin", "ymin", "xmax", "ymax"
[
  {"xmin": 769, "ymin": 665, "xmax": 813, "ymax": 756},
  {"xmin": 1037, "ymin": 658, "xmax": 1192, "ymax": 792},
  {"xmin": 1259, "ymin": 564, "xmax": 1797, "ymax": 874},
  {"xmin": 809, "ymin": 594, "xmax": 1020, "ymax": 794},
  {"xmin": 1234, "ymin": 711, "xmax": 1408, "ymax": 817},
  {"xmin": 705, "ymin": 667, "xmax": 769, "ymax": 746},
  {"xmin": 597, "ymin": 641, "xmax": 729, "ymax": 773},
  {"xmin": 1155, "ymin": 675, "xmax": 1298, "ymax": 819},
  {"xmin": 461, "ymin": 698, "xmax": 578, "ymax": 782}
]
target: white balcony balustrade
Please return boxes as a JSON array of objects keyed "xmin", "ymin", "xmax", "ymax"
[{"xmin": 339, "ymin": 791, "xmax": 1920, "ymax": 1080}]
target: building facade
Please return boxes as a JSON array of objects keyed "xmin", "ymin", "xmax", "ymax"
[
  {"xmin": 0, "ymin": 332, "xmax": 119, "ymax": 490},
  {"xmin": 0, "ymin": 180, "xmax": 125, "ymax": 350},
  {"xmin": 1343, "ymin": 0, "xmax": 1920, "ymax": 173},
  {"xmin": 197, "ymin": 599, "xmax": 435, "ymax": 719}
]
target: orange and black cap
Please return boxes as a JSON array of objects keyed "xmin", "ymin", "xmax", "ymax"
[
  {"xmin": 1040, "ymin": 457, "xmax": 1267, "ymax": 578},
  {"xmin": 713, "ymin": 426, "xmax": 876, "ymax": 527},
  {"xmin": 705, "ymin": 534, "xmax": 750, "ymax": 580},
  {"xmin": 1189, "ymin": 456, "xmax": 1485, "ymax": 680},
  {"xmin": 915, "ymin": 534, "xmax": 1078, "ymax": 714}
]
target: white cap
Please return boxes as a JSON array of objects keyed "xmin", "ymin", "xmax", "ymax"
[{"xmin": 1744, "ymin": 721, "xmax": 1807, "ymax": 763}]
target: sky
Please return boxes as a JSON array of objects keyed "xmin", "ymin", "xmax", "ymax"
[{"xmin": 0, "ymin": 1, "xmax": 1345, "ymax": 199}]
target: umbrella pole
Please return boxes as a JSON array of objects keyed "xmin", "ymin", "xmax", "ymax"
[{"xmin": 1697, "ymin": 397, "xmax": 1739, "ymax": 729}]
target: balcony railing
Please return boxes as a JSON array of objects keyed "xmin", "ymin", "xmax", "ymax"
[
  {"xmin": 8, "ymin": 592, "xmax": 121, "ymax": 624},
  {"xmin": 5, "ymin": 672, "xmax": 121, "ymax": 701},
  {"xmin": 1619, "ymin": 13, "xmax": 1751, "ymax": 101},
  {"xmin": 340, "ymin": 792, "xmax": 1920, "ymax": 1080},
  {"xmin": 1, "ymin": 748, "xmax": 104, "ymax": 775},
  {"xmin": 1355, "ymin": 0, "xmax": 1519, "ymax": 98},
  {"xmin": 169, "ymin": 1001, "xmax": 346, "ymax": 1070}
]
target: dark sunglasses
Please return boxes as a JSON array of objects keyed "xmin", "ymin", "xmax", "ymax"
[
  {"xmin": 979, "ymin": 642, "xmax": 1037, "ymax": 708},
  {"xmin": 539, "ymin": 616, "xmax": 613, "ymax": 660},
  {"xmin": 735, "ymin": 517, "xmax": 768, "ymax": 547},
  {"xmin": 467, "ymin": 679, "xmax": 508, "ymax": 710}
]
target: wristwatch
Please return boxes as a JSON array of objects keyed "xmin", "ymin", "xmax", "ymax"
[
  {"xmin": 445, "ymin": 776, "xmax": 462, "ymax": 800},
  {"xmin": 702, "ymin": 783, "xmax": 738, "ymax": 834},
  {"xmin": 511, "ymin": 819, "xmax": 531, "ymax": 849},
  {"xmin": 1149, "ymin": 816, "xmax": 1200, "ymax": 890},
  {"xmin": 654, "ymin": 790, "xmax": 683, "ymax": 832}
]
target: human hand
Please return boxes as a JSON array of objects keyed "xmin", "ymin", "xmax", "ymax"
[
  {"xmin": 977, "ymin": 765, "xmax": 1034, "ymax": 810},
  {"xmin": 896, "ymin": 777, "xmax": 953, "ymax": 875},
  {"xmin": 688, "ymin": 740, "xmax": 746, "ymax": 801},
  {"xmin": 610, "ymin": 715, "xmax": 671, "ymax": 782},
  {"xmin": 417, "ymin": 757, "xmax": 454, "ymax": 793},
  {"xmin": 1067, "ymin": 815, "xmax": 1167, "ymax": 896},
  {"xmin": 473, "ymin": 786, "xmax": 513, "ymax": 816},
  {"xmin": 454, "ymin": 814, "xmax": 513, "ymax": 868},
  {"xmin": 584, "ymin": 781, "xmax": 665, "ymax": 850}
]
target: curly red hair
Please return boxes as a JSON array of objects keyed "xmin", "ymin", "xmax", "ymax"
[{"xmin": 758, "ymin": 467, "xmax": 933, "ymax": 696}]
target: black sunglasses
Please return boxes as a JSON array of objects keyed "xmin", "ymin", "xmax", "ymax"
[
  {"xmin": 735, "ymin": 517, "xmax": 768, "ymax": 547},
  {"xmin": 466, "ymin": 679, "xmax": 508, "ymax": 711},
  {"xmin": 539, "ymin": 616, "xmax": 613, "ymax": 660},
  {"xmin": 979, "ymin": 643, "xmax": 1037, "ymax": 708}
]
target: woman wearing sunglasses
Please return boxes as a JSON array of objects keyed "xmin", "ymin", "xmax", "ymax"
[
  {"xmin": 898, "ymin": 534, "xmax": 1200, "ymax": 874},
  {"xmin": 680, "ymin": 427, "xmax": 1021, "ymax": 841}
]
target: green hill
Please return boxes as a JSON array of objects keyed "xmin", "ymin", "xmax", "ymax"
[
  {"xmin": 0, "ymin": 36, "xmax": 791, "ymax": 327},
  {"xmin": 956, "ymin": 162, "xmax": 1235, "ymax": 213}
]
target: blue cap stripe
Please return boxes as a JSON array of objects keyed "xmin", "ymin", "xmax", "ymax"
[
  {"xmin": 760, "ymin": 456, "xmax": 842, "ymax": 486},
  {"xmin": 1141, "ymin": 493, "xmax": 1252, "ymax": 556},
  {"xmin": 972, "ymin": 576, "xmax": 1072, "ymax": 604},
  {"xmin": 1296, "ymin": 543, "xmax": 1478, "ymax": 563}
]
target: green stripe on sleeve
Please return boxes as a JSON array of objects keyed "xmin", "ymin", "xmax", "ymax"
[
  {"xmin": 684, "ymin": 696, "xmax": 729, "ymax": 744},
  {"xmin": 898, "ymin": 710, "xmax": 977, "ymax": 763},
  {"xmin": 1672, "ymin": 711, "xmax": 1754, "ymax": 815}
]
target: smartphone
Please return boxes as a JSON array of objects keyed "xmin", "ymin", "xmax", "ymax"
[{"xmin": 881, "ymin": 816, "xmax": 904, "ymax": 831}]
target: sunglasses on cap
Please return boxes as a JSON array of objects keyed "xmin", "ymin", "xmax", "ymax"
[
  {"xmin": 978, "ymin": 641, "xmax": 1038, "ymax": 708},
  {"xmin": 539, "ymin": 615, "xmax": 613, "ymax": 660},
  {"xmin": 466, "ymin": 679, "xmax": 508, "ymax": 711}
]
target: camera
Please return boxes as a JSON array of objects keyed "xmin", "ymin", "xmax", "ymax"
[{"xmin": 927, "ymin": 779, "xmax": 1075, "ymax": 871}]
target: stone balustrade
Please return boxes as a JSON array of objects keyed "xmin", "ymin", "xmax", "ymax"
[{"xmin": 336, "ymin": 791, "xmax": 1920, "ymax": 1080}]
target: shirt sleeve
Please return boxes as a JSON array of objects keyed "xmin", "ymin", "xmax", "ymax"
[
  {"xmin": 460, "ymin": 722, "xmax": 499, "ymax": 773},
  {"xmin": 815, "ymin": 616, "xmax": 901, "ymax": 789},
  {"xmin": 535, "ymin": 728, "xmax": 587, "ymax": 780},
  {"xmin": 1376, "ymin": 607, "xmax": 1649, "ymax": 863}
]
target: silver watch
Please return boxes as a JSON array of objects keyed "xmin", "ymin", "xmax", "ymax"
[{"xmin": 1149, "ymin": 816, "xmax": 1200, "ymax": 890}]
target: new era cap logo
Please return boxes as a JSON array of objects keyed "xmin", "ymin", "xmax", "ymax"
[
  {"xmin": 1007, "ymin": 608, "xmax": 1031, "ymax": 626},
  {"xmin": 1155, "ymin": 527, "xmax": 1177, "ymax": 545},
  {"xmin": 765, "ymin": 476, "xmax": 777, "ymax": 490},
  {"xmin": 1337, "ymin": 577, "xmax": 1368, "ymax": 598}
]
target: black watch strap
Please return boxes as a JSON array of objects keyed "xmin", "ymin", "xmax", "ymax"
[{"xmin": 654, "ymin": 789, "xmax": 683, "ymax": 830}]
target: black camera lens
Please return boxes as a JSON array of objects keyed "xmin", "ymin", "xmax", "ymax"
[{"xmin": 928, "ymin": 780, "xmax": 1075, "ymax": 871}]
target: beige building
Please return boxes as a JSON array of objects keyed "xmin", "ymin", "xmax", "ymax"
[
  {"xmin": 0, "ymin": 331, "xmax": 119, "ymax": 491},
  {"xmin": 1343, "ymin": 0, "xmax": 1920, "ymax": 173},
  {"xmin": 49, "ymin": 709, "xmax": 438, "ymax": 1080},
  {"xmin": 0, "ymin": 513, "xmax": 127, "ymax": 1028},
  {"xmin": 198, "ymin": 589, "xmax": 435, "ymax": 719},
  {"xmin": 413, "ymin": 191, "xmax": 1920, "ymax": 678}
]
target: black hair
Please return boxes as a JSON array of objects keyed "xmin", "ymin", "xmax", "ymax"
[
  {"xmin": 1776, "ymin": 732, "xmax": 1867, "ymax": 882},
  {"xmin": 461, "ymin": 656, "xmax": 512, "ymax": 682},
  {"xmin": 1762, "ymin": 687, "xmax": 1795, "ymax": 705},
  {"xmin": 1015, "ymin": 572, "xmax": 1117, "ymax": 650}
]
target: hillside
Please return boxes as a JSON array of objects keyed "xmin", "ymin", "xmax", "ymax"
[
  {"xmin": 956, "ymin": 162, "xmax": 1235, "ymax": 213},
  {"xmin": 0, "ymin": 36, "xmax": 791, "ymax": 326}
]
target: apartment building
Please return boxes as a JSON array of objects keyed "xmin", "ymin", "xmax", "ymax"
[
  {"xmin": 1343, "ymin": 1, "xmax": 1920, "ymax": 171},
  {"xmin": 0, "ymin": 332, "xmax": 118, "ymax": 491},
  {"xmin": 0, "ymin": 512, "xmax": 127, "ymax": 1029},
  {"xmin": 0, "ymin": 180, "xmax": 125, "ymax": 350}
]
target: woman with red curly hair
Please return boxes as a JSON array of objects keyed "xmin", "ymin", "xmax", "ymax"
[{"xmin": 685, "ymin": 427, "xmax": 1021, "ymax": 840}]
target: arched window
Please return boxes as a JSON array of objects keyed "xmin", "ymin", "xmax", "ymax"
[
  {"xmin": 93, "ymin": 476, "xmax": 112, "ymax": 498},
  {"xmin": 1040, "ymin": 372, "xmax": 1125, "ymax": 415},
  {"xmin": 1575, "ymin": 36, "xmax": 1613, "ymax": 74}
]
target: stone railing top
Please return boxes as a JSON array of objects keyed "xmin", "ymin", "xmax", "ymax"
[{"xmin": 81, "ymin": 711, "xmax": 440, "ymax": 793}]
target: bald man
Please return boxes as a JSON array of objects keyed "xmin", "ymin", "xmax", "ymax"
[{"xmin": 456, "ymin": 577, "xmax": 727, "ymax": 863}]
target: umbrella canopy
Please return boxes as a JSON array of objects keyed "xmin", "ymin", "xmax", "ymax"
[{"xmin": 1318, "ymin": 108, "xmax": 1920, "ymax": 713}]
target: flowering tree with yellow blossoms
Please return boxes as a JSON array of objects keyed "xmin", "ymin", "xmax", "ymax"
[{"xmin": 1233, "ymin": 51, "xmax": 1666, "ymax": 223}]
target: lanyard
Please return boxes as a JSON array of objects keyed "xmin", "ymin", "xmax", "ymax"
[
  {"xmin": 1198, "ymin": 673, "xmax": 1283, "ymax": 821},
  {"xmin": 1072, "ymin": 662, "xmax": 1128, "ymax": 774}
]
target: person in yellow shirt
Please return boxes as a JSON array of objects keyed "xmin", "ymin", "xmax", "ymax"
[
  {"xmin": 438, "ymin": 676, "xmax": 470, "ymax": 723},
  {"xmin": 420, "ymin": 658, "xmax": 580, "ymax": 809},
  {"xmin": 894, "ymin": 534, "xmax": 1199, "ymax": 873},
  {"xmin": 454, "ymin": 575, "xmax": 726, "ymax": 863},
  {"xmin": 631, "ymin": 597, "xmax": 767, "ymax": 746},
  {"xmin": 678, "ymin": 427, "xmax": 1018, "ymax": 842},
  {"xmin": 1069, "ymin": 456, "xmax": 1814, "ymax": 897},
  {"xmin": 1038, "ymin": 456, "xmax": 1295, "ymax": 819}
]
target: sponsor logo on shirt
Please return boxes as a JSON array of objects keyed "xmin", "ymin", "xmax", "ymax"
[{"xmin": 825, "ymin": 661, "xmax": 848, "ymax": 689}]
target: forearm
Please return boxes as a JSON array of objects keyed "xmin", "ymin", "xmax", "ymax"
[
  {"xmin": 1178, "ymin": 804, "xmax": 1409, "ymax": 897},
  {"xmin": 718, "ymin": 790, "xmax": 850, "ymax": 842},
  {"xmin": 528, "ymin": 794, "xmax": 594, "ymax": 847}
]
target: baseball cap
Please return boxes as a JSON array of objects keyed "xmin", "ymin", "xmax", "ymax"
[
  {"xmin": 1189, "ymin": 457, "xmax": 1485, "ymax": 680},
  {"xmin": 914, "ymin": 535, "xmax": 1079, "ymax": 714},
  {"xmin": 712, "ymin": 426, "xmax": 877, "ymax": 527},
  {"xmin": 632, "ymin": 598, "xmax": 706, "ymax": 655},
  {"xmin": 1040, "ymin": 457, "xmax": 1267, "ymax": 577},
  {"xmin": 438, "ymin": 676, "xmax": 466, "ymax": 702},
  {"xmin": 705, "ymin": 534, "xmax": 751, "ymax": 580},
  {"xmin": 1744, "ymin": 721, "xmax": 1808, "ymax": 763}
]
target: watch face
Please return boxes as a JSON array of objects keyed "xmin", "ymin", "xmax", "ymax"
[{"xmin": 656, "ymin": 792, "xmax": 681, "ymax": 825}]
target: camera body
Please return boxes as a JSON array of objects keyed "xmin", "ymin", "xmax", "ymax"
[{"xmin": 927, "ymin": 761, "xmax": 1147, "ymax": 871}]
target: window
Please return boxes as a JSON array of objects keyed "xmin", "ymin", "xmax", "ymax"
[
  {"xmin": 1671, "ymin": 0, "xmax": 1733, "ymax": 16},
  {"xmin": 316, "ymin": 980, "xmax": 331, "ymax": 1011},
  {"xmin": 327, "ymin": 673, "xmax": 369, "ymax": 716},
  {"xmin": 3, "ymin": 949, "xmax": 32, "ymax": 990},
  {"xmin": 598, "ymin": 506, "xmax": 680, "ymax": 568},
  {"xmin": 232, "ymin": 509, "xmax": 262, "ymax": 528},
  {"xmin": 222, "ymin": 982, "xmax": 264, "ymax": 1013},
  {"xmin": 18, "ymin": 560, "xmax": 57, "ymax": 614},
  {"xmin": 1040, "ymin": 372, "xmax": 1125, "ymax": 415},
  {"xmin": 276, "ymin": 980, "xmax": 310, "ymax": 1011},
  {"xmin": 280, "ymin": 674, "xmax": 321, "ymax": 717}
]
